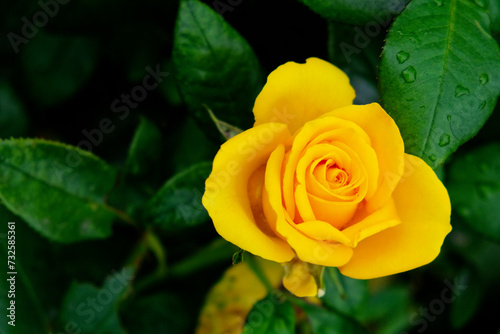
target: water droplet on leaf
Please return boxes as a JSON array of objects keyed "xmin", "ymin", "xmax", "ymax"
[
  {"xmin": 439, "ymin": 134, "xmax": 451, "ymax": 146},
  {"xmin": 479, "ymin": 73, "xmax": 489, "ymax": 85},
  {"xmin": 402, "ymin": 66, "xmax": 417, "ymax": 83},
  {"xmin": 434, "ymin": 0, "xmax": 444, "ymax": 6},
  {"xmin": 429, "ymin": 155, "xmax": 437, "ymax": 162},
  {"xmin": 396, "ymin": 51, "xmax": 410, "ymax": 64},
  {"xmin": 455, "ymin": 85, "xmax": 470, "ymax": 98}
]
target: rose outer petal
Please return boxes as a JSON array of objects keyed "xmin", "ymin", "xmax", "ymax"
[
  {"xmin": 202, "ymin": 123, "xmax": 295, "ymax": 263},
  {"xmin": 253, "ymin": 58, "xmax": 355, "ymax": 135},
  {"xmin": 338, "ymin": 154, "xmax": 452, "ymax": 279}
]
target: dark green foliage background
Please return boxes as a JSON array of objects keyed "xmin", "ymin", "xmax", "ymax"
[{"xmin": 1, "ymin": 0, "xmax": 500, "ymax": 333}]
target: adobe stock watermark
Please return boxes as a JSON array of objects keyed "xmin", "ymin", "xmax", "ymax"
[
  {"xmin": 56, "ymin": 268, "xmax": 134, "ymax": 334},
  {"xmin": 7, "ymin": 0, "xmax": 72, "ymax": 54},
  {"xmin": 340, "ymin": 0, "xmax": 408, "ymax": 63},
  {"xmin": 400, "ymin": 277, "xmax": 467, "ymax": 334},
  {"xmin": 51, "ymin": 64, "xmax": 169, "ymax": 181}
]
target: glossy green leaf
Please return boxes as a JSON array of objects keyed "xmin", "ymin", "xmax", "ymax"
[
  {"xmin": 242, "ymin": 294, "xmax": 295, "ymax": 334},
  {"xmin": 297, "ymin": 0, "xmax": 408, "ymax": 25},
  {"xmin": 321, "ymin": 267, "xmax": 368, "ymax": 317},
  {"xmin": 0, "ymin": 139, "xmax": 119, "ymax": 242},
  {"xmin": 172, "ymin": 0, "xmax": 263, "ymax": 136},
  {"xmin": 125, "ymin": 116, "xmax": 162, "ymax": 177},
  {"xmin": 143, "ymin": 161, "xmax": 211, "ymax": 230},
  {"xmin": 379, "ymin": 0, "xmax": 500, "ymax": 168},
  {"xmin": 57, "ymin": 267, "xmax": 134, "ymax": 334},
  {"xmin": 0, "ymin": 81, "xmax": 28, "ymax": 138},
  {"xmin": 21, "ymin": 32, "xmax": 98, "ymax": 108},
  {"xmin": 447, "ymin": 143, "xmax": 500, "ymax": 242}
]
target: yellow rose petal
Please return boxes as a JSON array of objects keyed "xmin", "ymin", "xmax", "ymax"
[
  {"xmin": 263, "ymin": 144, "xmax": 353, "ymax": 267},
  {"xmin": 253, "ymin": 57, "xmax": 355, "ymax": 134},
  {"xmin": 322, "ymin": 103, "xmax": 405, "ymax": 212},
  {"xmin": 339, "ymin": 154, "xmax": 452, "ymax": 279},
  {"xmin": 203, "ymin": 123, "xmax": 295, "ymax": 263},
  {"xmin": 341, "ymin": 198, "xmax": 401, "ymax": 247},
  {"xmin": 295, "ymin": 220, "xmax": 352, "ymax": 245}
]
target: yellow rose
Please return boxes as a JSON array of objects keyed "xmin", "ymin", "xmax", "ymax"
[{"xmin": 202, "ymin": 58, "xmax": 451, "ymax": 297}]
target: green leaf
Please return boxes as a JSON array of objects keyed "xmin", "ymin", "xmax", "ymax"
[
  {"xmin": 125, "ymin": 116, "xmax": 162, "ymax": 177},
  {"xmin": 21, "ymin": 32, "xmax": 98, "ymax": 108},
  {"xmin": 299, "ymin": 301, "xmax": 369, "ymax": 334},
  {"xmin": 0, "ymin": 81, "xmax": 28, "ymax": 138},
  {"xmin": 356, "ymin": 284, "xmax": 413, "ymax": 334},
  {"xmin": 170, "ymin": 238, "xmax": 238, "ymax": 277},
  {"xmin": 172, "ymin": 0, "xmax": 263, "ymax": 136},
  {"xmin": 449, "ymin": 267, "xmax": 482, "ymax": 329},
  {"xmin": 168, "ymin": 116, "xmax": 219, "ymax": 173},
  {"xmin": 0, "ymin": 139, "xmax": 119, "ymax": 242},
  {"xmin": 242, "ymin": 294, "xmax": 295, "ymax": 334},
  {"xmin": 379, "ymin": 0, "xmax": 500, "ymax": 168},
  {"xmin": 143, "ymin": 161, "xmax": 211, "ymax": 230},
  {"xmin": 321, "ymin": 267, "xmax": 368, "ymax": 318},
  {"xmin": 447, "ymin": 143, "xmax": 500, "ymax": 242},
  {"xmin": 486, "ymin": 0, "xmax": 500, "ymax": 34},
  {"xmin": 121, "ymin": 293, "xmax": 191, "ymax": 334},
  {"xmin": 57, "ymin": 267, "xmax": 134, "ymax": 334},
  {"xmin": 297, "ymin": 0, "xmax": 409, "ymax": 25}
]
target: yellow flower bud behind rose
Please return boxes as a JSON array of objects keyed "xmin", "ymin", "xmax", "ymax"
[{"xmin": 202, "ymin": 57, "xmax": 452, "ymax": 297}]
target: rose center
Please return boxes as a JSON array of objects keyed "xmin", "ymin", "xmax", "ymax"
[{"xmin": 326, "ymin": 164, "xmax": 348, "ymax": 188}]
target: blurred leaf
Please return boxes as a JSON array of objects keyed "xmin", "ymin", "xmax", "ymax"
[
  {"xmin": 0, "ymin": 139, "xmax": 119, "ymax": 242},
  {"xmin": 57, "ymin": 267, "xmax": 134, "ymax": 334},
  {"xmin": 170, "ymin": 238, "xmax": 237, "ymax": 277},
  {"xmin": 357, "ymin": 284, "xmax": 412, "ymax": 334},
  {"xmin": 297, "ymin": 300, "xmax": 369, "ymax": 334},
  {"xmin": 449, "ymin": 267, "xmax": 482, "ymax": 329},
  {"xmin": 242, "ymin": 294, "xmax": 295, "ymax": 334},
  {"xmin": 122, "ymin": 293, "xmax": 190, "ymax": 334},
  {"xmin": 321, "ymin": 267, "xmax": 368, "ymax": 318},
  {"xmin": 172, "ymin": 0, "xmax": 263, "ymax": 137},
  {"xmin": 125, "ymin": 116, "xmax": 162, "ymax": 177},
  {"xmin": 447, "ymin": 143, "xmax": 500, "ymax": 242},
  {"xmin": 297, "ymin": 0, "xmax": 409, "ymax": 25},
  {"xmin": 143, "ymin": 161, "xmax": 211, "ymax": 231},
  {"xmin": 21, "ymin": 32, "xmax": 98, "ymax": 108},
  {"xmin": 379, "ymin": 0, "xmax": 500, "ymax": 168},
  {"xmin": 486, "ymin": 0, "xmax": 500, "ymax": 34},
  {"xmin": 0, "ymin": 80, "xmax": 28, "ymax": 138}
]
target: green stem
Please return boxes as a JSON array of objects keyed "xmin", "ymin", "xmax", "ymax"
[
  {"xmin": 327, "ymin": 267, "xmax": 346, "ymax": 299},
  {"xmin": 244, "ymin": 253, "xmax": 274, "ymax": 293}
]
